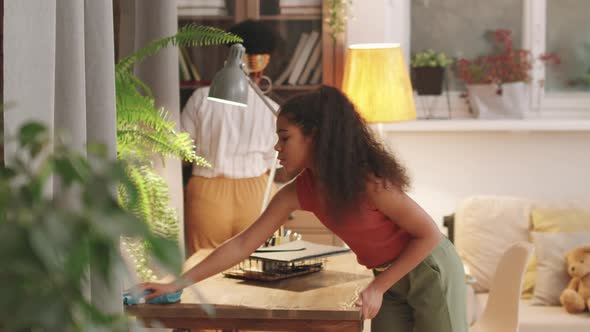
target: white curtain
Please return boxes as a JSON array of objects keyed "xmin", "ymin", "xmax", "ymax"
[
  {"xmin": 4, "ymin": 0, "xmax": 119, "ymax": 314},
  {"xmin": 129, "ymin": 0, "xmax": 185, "ymax": 258}
]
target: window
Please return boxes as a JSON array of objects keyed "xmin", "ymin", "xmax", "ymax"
[
  {"xmin": 545, "ymin": 0, "xmax": 590, "ymax": 93},
  {"xmin": 411, "ymin": 0, "xmax": 523, "ymax": 91},
  {"xmin": 404, "ymin": 0, "xmax": 590, "ymax": 118}
]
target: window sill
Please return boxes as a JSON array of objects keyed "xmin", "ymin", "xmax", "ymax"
[{"xmin": 377, "ymin": 119, "xmax": 590, "ymax": 132}]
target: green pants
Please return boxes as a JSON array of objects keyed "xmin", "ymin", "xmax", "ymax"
[{"xmin": 372, "ymin": 237, "xmax": 467, "ymax": 332}]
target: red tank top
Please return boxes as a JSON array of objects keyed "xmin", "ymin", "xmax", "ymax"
[{"xmin": 295, "ymin": 169, "xmax": 411, "ymax": 268}]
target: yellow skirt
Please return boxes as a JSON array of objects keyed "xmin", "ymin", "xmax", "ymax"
[{"xmin": 184, "ymin": 174, "xmax": 274, "ymax": 256}]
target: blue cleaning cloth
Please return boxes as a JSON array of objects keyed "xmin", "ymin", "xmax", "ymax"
[{"xmin": 123, "ymin": 289, "xmax": 182, "ymax": 306}]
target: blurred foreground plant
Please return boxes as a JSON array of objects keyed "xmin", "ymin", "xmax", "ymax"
[{"xmin": 0, "ymin": 122, "xmax": 182, "ymax": 331}]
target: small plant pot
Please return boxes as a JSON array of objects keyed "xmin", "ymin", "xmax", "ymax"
[
  {"xmin": 412, "ymin": 66, "xmax": 445, "ymax": 95},
  {"xmin": 466, "ymin": 82, "xmax": 527, "ymax": 119}
]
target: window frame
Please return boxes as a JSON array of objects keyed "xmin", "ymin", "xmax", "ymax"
[{"xmin": 526, "ymin": 0, "xmax": 590, "ymax": 118}]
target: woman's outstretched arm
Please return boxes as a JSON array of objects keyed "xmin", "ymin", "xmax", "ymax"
[{"xmin": 138, "ymin": 181, "xmax": 300, "ymax": 300}]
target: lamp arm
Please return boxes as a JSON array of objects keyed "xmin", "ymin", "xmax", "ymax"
[
  {"xmin": 261, "ymin": 153, "xmax": 280, "ymax": 213},
  {"xmin": 247, "ymin": 77, "xmax": 279, "ymax": 117},
  {"xmin": 244, "ymin": 76, "xmax": 280, "ymax": 216}
]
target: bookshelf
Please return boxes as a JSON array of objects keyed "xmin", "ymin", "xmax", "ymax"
[
  {"xmin": 177, "ymin": 0, "xmax": 346, "ymax": 107},
  {"xmin": 177, "ymin": 0, "xmax": 346, "ymax": 246}
]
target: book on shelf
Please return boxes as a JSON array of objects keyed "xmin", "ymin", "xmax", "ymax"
[
  {"xmin": 297, "ymin": 39, "xmax": 321, "ymax": 85},
  {"xmin": 176, "ymin": 0, "xmax": 226, "ymax": 8},
  {"xmin": 178, "ymin": 48, "xmax": 192, "ymax": 81},
  {"xmin": 274, "ymin": 32, "xmax": 309, "ymax": 86},
  {"xmin": 280, "ymin": 6, "xmax": 322, "ymax": 15},
  {"xmin": 279, "ymin": 0, "xmax": 321, "ymax": 6},
  {"xmin": 309, "ymin": 61, "xmax": 322, "ymax": 85},
  {"xmin": 180, "ymin": 47, "xmax": 201, "ymax": 81},
  {"xmin": 288, "ymin": 30, "xmax": 319, "ymax": 85},
  {"xmin": 178, "ymin": 7, "xmax": 228, "ymax": 16}
]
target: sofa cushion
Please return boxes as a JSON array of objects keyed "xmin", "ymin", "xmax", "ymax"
[
  {"xmin": 522, "ymin": 208, "xmax": 590, "ymax": 298},
  {"xmin": 531, "ymin": 231, "xmax": 590, "ymax": 306},
  {"xmin": 455, "ymin": 196, "xmax": 533, "ymax": 292},
  {"xmin": 476, "ymin": 293, "xmax": 590, "ymax": 332}
]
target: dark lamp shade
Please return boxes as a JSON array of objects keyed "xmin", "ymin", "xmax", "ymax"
[{"xmin": 208, "ymin": 44, "xmax": 248, "ymax": 107}]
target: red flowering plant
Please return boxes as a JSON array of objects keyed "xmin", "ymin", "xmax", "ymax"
[{"xmin": 456, "ymin": 29, "xmax": 560, "ymax": 95}]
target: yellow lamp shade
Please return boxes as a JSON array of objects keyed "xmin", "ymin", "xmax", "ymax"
[{"xmin": 342, "ymin": 43, "xmax": 416, "ymax": 123}]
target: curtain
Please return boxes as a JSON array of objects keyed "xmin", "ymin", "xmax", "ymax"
[
  {"xmin": 4, "ymin": 0, "xmax": 119, "ymax": 314},
  {"xmin": 132, "ymin": 0, "xmax": 185, "ymax": 258}
]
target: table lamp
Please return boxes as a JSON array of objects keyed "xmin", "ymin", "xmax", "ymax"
[
  {"xmin": 342, "ymin": 43, "xmax": 416, "ymax": 123},
  {"xmin": 207, "ymin": 43, "xmax": 279, "ymax": 218}
]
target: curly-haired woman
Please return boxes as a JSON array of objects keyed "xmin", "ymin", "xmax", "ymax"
[{"xmin": 145, "ymin": 86, "xmax": 468, "ymax": 332}]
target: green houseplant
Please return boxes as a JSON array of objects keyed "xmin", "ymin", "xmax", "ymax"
[
  {"xmin": 115, "ymin": 24, "xmax": 242, "ymax": 281},
  {"xmin": 0, "ymin": 122, "xmax": 182, "ymax": 331},
  {"xmin": 411, "ymin": 49, "xmax": 453, "ymax": 95}
]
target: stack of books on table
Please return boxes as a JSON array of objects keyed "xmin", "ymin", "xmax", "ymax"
[
  {"xmin": 279, "ymin": 0, "xmax": 321, "ymax": 15},
  {"xmin": 223, "ymin": 240, "xmax": 351, "ymax": 281},
  {"xmin": 177, "ymin": 0, "xmax": 227, "ymax": 17}
]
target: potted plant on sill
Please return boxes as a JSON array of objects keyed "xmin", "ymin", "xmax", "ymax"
[
  {"xmin": 411, "ymin": 49, "xmax": 453, "ymax": 95},
  {"xmin": 455, "ymin": 29, "xmax": 560, "ymax": 119}
]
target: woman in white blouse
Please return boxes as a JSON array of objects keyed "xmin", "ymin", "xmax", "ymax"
[{"xmin": 181, "ymin": 20, "xmax": 291, "ymax": 256}]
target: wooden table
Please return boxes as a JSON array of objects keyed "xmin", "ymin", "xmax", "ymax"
[{"xmin": 126, "ymin": 250, "xmax": 373, "ymax": 332}]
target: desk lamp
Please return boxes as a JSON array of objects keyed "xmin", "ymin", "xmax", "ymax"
[{"xmin": 207, "ymin": 43, "xmax": 280, "ymax": 232}]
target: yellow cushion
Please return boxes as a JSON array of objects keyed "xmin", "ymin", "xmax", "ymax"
[{"xmin": 522, "ymin": 208, "xmax": 590, "ymax": 298}]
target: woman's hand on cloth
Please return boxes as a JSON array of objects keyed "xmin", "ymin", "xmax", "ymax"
[{"xmin": 134, "ymin": 280, "xmax": 181, "ymax": 301}]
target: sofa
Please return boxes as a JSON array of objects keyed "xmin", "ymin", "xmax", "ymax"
[{"xmin": 445, "ymin": 196, "xmax": 590, "ymax": 332}]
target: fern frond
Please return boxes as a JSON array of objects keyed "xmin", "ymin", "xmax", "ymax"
[
  {"xmin": 117, "ymin": 127, "xmax": 205, "ymax": 166},
  {"xmin": 116, "ymin": 71, "xmax": 155, "ymax": 101},
  {"xmin": 121, "ymin": 237, "xmax": 158, "ymax": 281},
  {"xmin": 120, "ymin": 165, "xmax": 182, "ymax": 281},
  {"xmin": 141, "ymin": 168, "xmax": 180, "ymax": 240},
  {"xmin": 119, "ymin": 163, "xmax": 152, "ymax": 222},
  {"xmin": 117, "ymin": 102, "xmax": 176, "ymax": 135},
  {"xmin": 116, "ymin": 24, "xmax": 242, "ymax": 75},
  {"xmin": 121, "ymin": 165, "xmax": 180, "ymax": 239}
]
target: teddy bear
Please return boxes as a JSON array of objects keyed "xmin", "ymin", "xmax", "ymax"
[{"xmin": 559, "ymin": 245, "xmax": 590, "ymax": 313}]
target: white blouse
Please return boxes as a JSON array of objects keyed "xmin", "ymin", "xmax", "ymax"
[{"xmin": 181, "ymin": 85, "xmax": 279, "ymax": 179}]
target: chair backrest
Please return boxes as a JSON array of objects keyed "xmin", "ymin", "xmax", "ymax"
[
  {"xmin": 454, "ymin": 196, "xmax": 533, "ymax": 293},
  {"xmin": 470, "ymin": 242, "xmax": 534, "ymax": 332}
]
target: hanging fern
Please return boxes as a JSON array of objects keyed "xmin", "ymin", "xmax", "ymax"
[
  {"xmin": 116, "ymin": 24, "xmax": 242, "ymax": 164},
  {"xmin": 116, "ymin": 25, "xmax": 241, "ymax": 280},
  {"xmin": 116, "ymin": 24, "xmax": 242, "ymax": 76}
]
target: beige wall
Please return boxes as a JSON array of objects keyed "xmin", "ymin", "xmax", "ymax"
[{"xmin": 385, "ymin": 131, "xmax": 590, "ymax": 228}]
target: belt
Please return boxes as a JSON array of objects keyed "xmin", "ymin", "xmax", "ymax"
[{"xmin": 373, "ymin": 261, "xmax": 393, "ymax": 272}]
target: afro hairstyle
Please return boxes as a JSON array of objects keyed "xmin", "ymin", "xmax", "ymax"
[{"xmin": 228, "ymin": 20, "xmax": 277, "ymax": 54}]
